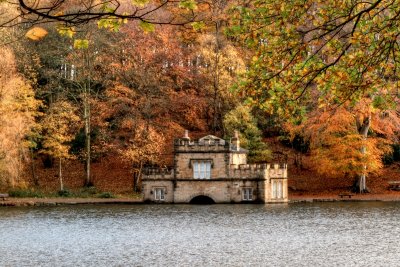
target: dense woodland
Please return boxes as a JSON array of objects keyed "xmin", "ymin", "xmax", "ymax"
[{"xmin": 1, "ymin": 0, "xmax": 400, "ymax": 196}]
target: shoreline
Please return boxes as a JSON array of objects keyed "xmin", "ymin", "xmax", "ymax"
[
  {"xmin": 0, "ymin": 197, "xmax": 142, "ymax": 207},
  {"xmin": 2, "ymin": 193, "xmax": 400, "ymax": 206}
]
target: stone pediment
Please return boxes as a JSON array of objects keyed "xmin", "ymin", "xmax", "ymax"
[{"xmin": 199, "ymin": 135, "xmax": 225, "ymax": 145}]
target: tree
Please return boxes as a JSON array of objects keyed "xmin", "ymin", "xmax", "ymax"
[
  {"xmin": 41, "ymin": 101, "xmax": 80, "ymax": 192},
  {"xmin": 229, "ymin": 1, "xmax": 400, "ymax": 192},
  {"xmin": 0, "ymin": 47, "xmax": 41, "ymax": 188},
  {"xmin": 101, "ymin": 22, "xmax": 211, "ymax": 143},
  {"xmin": 2, "ymin": 0, "xmax": 198, "ymax": 28},
  {"xmin": 223, "ymin": 104, "xmax": 271, "ymax": 163},
  {"xmin": 191, "ymin": 0, "xmax": 245, "ymax": 134},
  {"xmin": 285, "ymin": 97, "xmax": 400, "ymax": 192},
  {"xmin": 30, "ymin": 24, "xmax": 108, "ymax": 187},
  {"xmin": 121, "ymin": 124, "xmax": 164, "ymax": 192},
  {"xmin": 229, "ymin": 1, "xmax": 400, "ymax": 117}
]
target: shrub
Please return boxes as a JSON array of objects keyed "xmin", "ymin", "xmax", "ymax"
[
  {"xmin": 8, "ymin": 189, "xmax": 43, "ymax": 198},
  {"xmin": 98, "ymin": 192, "xmax": 114, "ymax": 198},
  {"xmin": 81, "ymin": 186, "xmax": 97, "ymax": 196},
  {"xmin": 57, "ymin": 189, "xmax": 71, "ymax": 197}
]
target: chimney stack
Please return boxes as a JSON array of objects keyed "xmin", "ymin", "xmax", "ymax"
[
  {"xmin": 231, "ymin": 130, "xmax": 240, "ymax": 151},
  {"xmin": 182, "ymin": 129, "xmax": 190, "ymax": 141}
]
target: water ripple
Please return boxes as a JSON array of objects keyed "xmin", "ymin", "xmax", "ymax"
[{"xmin": 0, "ymin": 202, "xmax": 400, "ymax": 266}]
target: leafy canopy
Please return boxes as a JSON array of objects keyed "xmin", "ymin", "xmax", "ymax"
[{"xmin": 229, "ymin": 0, "xmax": 400, "ymax": 118}]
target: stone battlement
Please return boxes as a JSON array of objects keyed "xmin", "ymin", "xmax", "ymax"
[
  {"xmin": 229, "ymin": 163, "xmax": 287, "ymax": 179},
  {"xmin": 142, "ymin": 167, "xmax": 174, "ymax": 180},
  {"xmin": 174, "ymin": 139, "xmax": 230, "ymax": 152},
  {"xmin": 142, "ymin": 163, "xmax": 287, "ymax": 180}
]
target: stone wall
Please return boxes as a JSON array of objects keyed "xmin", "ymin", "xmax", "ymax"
[
  {"xmin": 175, "ymin": 152, "xmax": 229, "ymax": 179},
  {"xmin": 142, "ymin": 135, "xmax": 288, "ymax": 203},
  {"xmin": 142, "ymin": 180, "xmax": 174, "ymax": 203},
  {"xmin": 173, "ymin": 180, "xmax": 268, "ymax": 203}
]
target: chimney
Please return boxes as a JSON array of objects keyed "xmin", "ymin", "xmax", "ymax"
[
  {"xmin": 231, "ymin": 130, "xmax": 240, "ymax": 151},
  {"xmin": 182, "ymin": 129, "xmax": 190, "ymax": 141}
]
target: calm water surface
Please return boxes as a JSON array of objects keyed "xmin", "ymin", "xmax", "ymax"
[{"xmin": 1, "ymin": 202, "xmax": 400, "ymax": 266}]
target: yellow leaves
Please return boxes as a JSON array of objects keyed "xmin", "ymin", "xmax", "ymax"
[
  {"xmin": 57, "ymin": 26, "xmax": 76, "ymax": 38},
  {"xmin": 131, "ymin": 0, "xmax": 150, "ymax": 7},
  {"xmin": 74, "ymin": 39, "xmax": 89, "ymax": 49},
  {"xmin": 0, "ymin": 47, "xmax": 42, "ymax": 187},
  {"xmin": 41, "ymin": 101, "xmax": 80, "ymax": 159},
  {"xmin": 25, "ymin": 27, "xmax": 48, "ymax": 41}
]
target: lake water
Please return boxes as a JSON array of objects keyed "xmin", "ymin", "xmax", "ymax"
[{"xmin": 1, "ymin": 202, "xmax": 400, "ymax": 266}]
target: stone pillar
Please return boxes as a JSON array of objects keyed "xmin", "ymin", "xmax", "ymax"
[{"xmin": 231, "ymin": 130, "xmax": 240, "ymax": 151}]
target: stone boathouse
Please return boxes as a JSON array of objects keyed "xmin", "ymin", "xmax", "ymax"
[{"xmin": 142, "ymin": 131, "xmax": 288, "ymax": 203}]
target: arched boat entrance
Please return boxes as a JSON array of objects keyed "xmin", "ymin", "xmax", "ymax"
[{"xmin": 189, "ymin": 195, "xmax": 216, "ymax": 204}]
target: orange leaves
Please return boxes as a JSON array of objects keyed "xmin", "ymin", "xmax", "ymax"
[
  {"xmin": 25, "ymin": 27, "xmax": 48, "ymax": 41},
  {"xmin": 121, "ymin": 124, "xmax": 165, "ymax": 165}
]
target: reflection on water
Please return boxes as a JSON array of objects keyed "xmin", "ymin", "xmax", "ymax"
[{"xmin": 1, "ymin": 202, "xmax": 400, "ymax": 266}]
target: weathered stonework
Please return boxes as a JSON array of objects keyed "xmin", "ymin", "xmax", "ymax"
[{"xmin": 142, "ymin": 133, "xmax": 288, "ymax": 203}]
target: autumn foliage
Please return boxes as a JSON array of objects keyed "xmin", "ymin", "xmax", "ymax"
[{"xmin": 1, "ymin": 0, "xmax": 400, "ymax": 194}]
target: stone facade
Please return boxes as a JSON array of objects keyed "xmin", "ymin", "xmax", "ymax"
[{"xmin": 142, "ymin": 132, "xmax": 288, "ymax": 203}]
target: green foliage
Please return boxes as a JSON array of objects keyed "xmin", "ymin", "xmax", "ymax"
[
  {"xmin": 98, "ymin": 17, "xmax": 127, "ymax": 32},
  {"xmin": 57, "ymin": 189, "xmax": 71, "ymax": 197},
  {"xmin": 229, "ymin": 1, "xmax": 400, "ymax": 120},
  {"xmin": 191, "ymin": 21, "xmax": 205, "ymax": 31},
  {"xmin": 98, "ymin": 192, "xmax": 115, "ymax": 198},
  {"xmin": 179, "ymin": 0, "xmax": 197, "ymax": 10},
  {"xmin": 9, "ymin": 189, "xmax": 44, "ymax": 198},
  {"xmin": 70, "ymin": 128, "xmax": 100, "ymax": 160},
  {"xmin": 82, "ymin": 186, "xmax": 97, "ymax": 195},
  {"xmin": 131, "ymin": 0, "xmax": 150, "ymax": 7},
  {"xmin": 139, "ymin": 21, "xmax": 155, "ymax": 33},
  {"xmin": 223, "ymin": 104, "xmax": 271, "ymax": 163}
]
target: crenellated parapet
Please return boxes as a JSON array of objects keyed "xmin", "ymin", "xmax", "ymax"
[
  {"xmin": 142, "ymin": 167, "xmax": 174, "ymax": 180},
  {"xmin": 268, "ymin": 163, "xmax": 288, "ymax": 179},
  {"xmin": 174, "ymin": 138, "xmax": 231, "ymax": 153},
  {"xmin": 229, "ymin": 163, "xmax": 287, "ymax": 179}
]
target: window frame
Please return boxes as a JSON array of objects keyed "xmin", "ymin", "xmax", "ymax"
[
  {"xmin": 154, "ymin": 188, "xmax": 165, "ymax": 201},
  {"xmin": 192, "ymin": 160, "xmax": 212, "ymax": 179},
  {"xmin": 272, "ymin": 180, "xmax": 283, "ymax": 199},
  {"xmin": 242, "ymin": 188, "xmax": 253, "ymax": 201}
]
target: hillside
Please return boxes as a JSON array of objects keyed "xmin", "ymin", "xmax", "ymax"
[{"xmin": 22, "ymin": 136, "xmax": 400, "ymax": 197}]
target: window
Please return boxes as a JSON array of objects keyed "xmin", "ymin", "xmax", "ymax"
[
  {"xmin": 242, "ymin": 188, "xmax": 253, "ymax": 201},
  {"xmin": 193, "ymin": 161, "xmax": 211, "ymax": 179},
  {"xmin": 272, "ymin": 181, "xmax": 283, "ymax": 199},
  {"xmin": 154, "ymin": 188, "xmax": 165, "ymax": 201}
]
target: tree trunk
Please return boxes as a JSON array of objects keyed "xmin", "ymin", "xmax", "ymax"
[
  {"xmin": 84, "ymin": 84, "xmax": 91, "ymax": 187},
  {"xmin": 30, "ymin": 148, "xmax": 38, "ymax": 187},
  {"xmin": 212, "ymin": 20, "xmax": 221, "ymax": 134},
  {"xmin": 133, "ymin": 161, "xmax": 143, "ymax": 193},
  {"xmin": 357, "ymin": 113, "xmax": 371, "ymax": 193},
  {"xmin": 59, "ymin": 157, "xmax": 64, "ymax": 191}
]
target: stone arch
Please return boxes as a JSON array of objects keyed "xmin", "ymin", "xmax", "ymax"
[{"xmin": 189, "ymin": 194, "xmax": 216, "ymax": 204}]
